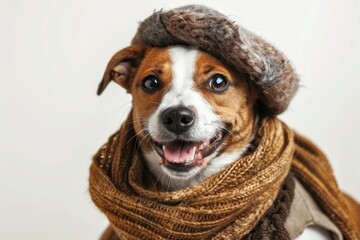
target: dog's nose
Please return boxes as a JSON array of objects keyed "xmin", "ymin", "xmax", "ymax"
[{"xmin": 161, "ymin": 107, "xmax": 195, "ymax": 134}]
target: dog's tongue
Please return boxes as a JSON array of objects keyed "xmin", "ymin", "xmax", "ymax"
[{"xmin": 163, "ymin": 142, "xmax": 197, "ymax": 163}]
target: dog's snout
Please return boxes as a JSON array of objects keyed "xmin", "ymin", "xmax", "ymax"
[{"xmin": 161, "ymin": 107, "xmax": 195, "ymax": 134}]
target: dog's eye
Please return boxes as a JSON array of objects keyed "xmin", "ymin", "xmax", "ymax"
[
  {"xmin": 142, "ymin": 75, "xmax": 161, "ymax": 92},
  {"xmin": 207, "ymin": 74, "xmax": 228, "ymax": 92}
]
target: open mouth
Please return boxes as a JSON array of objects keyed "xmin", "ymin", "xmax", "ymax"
[{"xmin": 152, "ymin": 130, "xmax": 227, "ymax": 172}]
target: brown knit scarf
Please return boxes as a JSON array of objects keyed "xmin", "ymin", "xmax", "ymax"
[
  {"xmin": 242, "ymin": 172, "xmax": 295, "ymax": 240},
  {"xmin": 97, "ymin": 173, "xmax": 296, "ymax": 240},
  {"xmin": 89, "ymin": 114, "xmax": 360, "ymax": 239}
]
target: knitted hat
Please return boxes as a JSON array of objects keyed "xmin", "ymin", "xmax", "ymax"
[{"xmin": 131, "ymin": 5, "xmax": 298, "ymax": 115}]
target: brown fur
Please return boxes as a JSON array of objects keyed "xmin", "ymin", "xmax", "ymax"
[
  {"xmin": 130, "ymin": 48, "xmax": 173, "ymax": 145},
  {"xmin": 100, "ymin": 45, "xmax": 258, "ymax": 157},
  {"xmin": 194, "ymin": 51, "xmax": 258, "ymax": 153}
]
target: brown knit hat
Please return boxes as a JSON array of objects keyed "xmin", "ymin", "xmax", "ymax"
[{"xmin": 131, "ymin": 5, "xmax": 298, "ymax": 115}]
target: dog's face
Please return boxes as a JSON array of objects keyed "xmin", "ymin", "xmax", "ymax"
[{"xmin": 99, "ymin": 45, "xmax": 258, "ymax": 190}]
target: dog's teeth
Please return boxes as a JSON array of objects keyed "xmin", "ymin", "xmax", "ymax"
[
  {"xmin": 195, "ymin": 151, "xmax": 203, "ymax": 161},
  {"xmin": 199, "ymin": 142, "xmax": 208, "ymax": 150},
  {"xmin": 200, "ymin": 140, "xmax": 210, "ymax": 150},
  {"xmin": 188, "ymin": 147, "xmax": 196, "ymax": 162}
]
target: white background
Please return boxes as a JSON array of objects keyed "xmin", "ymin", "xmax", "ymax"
[{"xmin": 1, "ymin": 0, "xmax": 359, "ymax": 239}]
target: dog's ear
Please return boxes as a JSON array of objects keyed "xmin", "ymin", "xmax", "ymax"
[{"xmin": 97, "ymin": 45, "xmax": 146, "ymax": 95}]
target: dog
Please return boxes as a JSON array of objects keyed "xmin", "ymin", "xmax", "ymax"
[
  {"xmin": 93, "ymin": 5, "xmax": 359, "ymax": 239},
  {"xmin": 99, "ymin": 45, "xmax": 259, "ymax": 190},
  {"xmin": 107, "ymin": 46, "xmax": 258, "ymax": 191},
  {"xmin": 98, "ymin": 45, "xmax": 335, "ymax": 239}
]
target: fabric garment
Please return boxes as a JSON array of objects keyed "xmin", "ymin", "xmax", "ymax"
[
  {"xmin": 99, "ymin": 174, "xmax": 296, "ymax": 240},
  {"xmin": 285, "ymin": 179, "xmax": 343, "ymax": 240},
  {"xmin": 291, "ymin": 132, "xmax": 360, "ymax": 239},
  {"xmin": 89, "ymin": 114, "xmax": 360, "ymax": 239},
  {"xmin": 241, "ymin": 173, "xmax": 295, "ymax": 240},
  {"xmin": 98, "ymin": 178, "xmax": 343, "ymax": 240}
]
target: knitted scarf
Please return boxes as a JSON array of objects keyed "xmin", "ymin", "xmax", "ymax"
[
  {"xmin": 242, "ymin": 172, "xmax": 295, "ymax": 240},
  {"xmin": 89, "ymin": 114, "xmax": 360, "ymax": 239}
]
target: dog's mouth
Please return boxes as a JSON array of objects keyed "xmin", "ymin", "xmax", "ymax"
[{"xmin": 152, "ymin": 130, "xmax": 227, "ymax": 173}]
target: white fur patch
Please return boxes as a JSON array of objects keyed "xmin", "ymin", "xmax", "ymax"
[{"xmin": 147, "ymin": 46, "xmax": 220, "ymax": 142}]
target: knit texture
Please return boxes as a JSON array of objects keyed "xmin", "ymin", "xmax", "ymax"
[
  {"xmin": 89, "ymin": 113, "xmax": 360, "ymax": 239},
  {"xmin": 90, "ymin": 115, "xmax": 295, "ymax": 240},
  {"xmin": 131, "ymin": 5, "xmax": 299, "ymax": 115},
  {"xmin": 292, "ymin": 133, "xmax": 360, "ymax": 239},
  {"xmin": 98, "ymin": 173, "xmax": 296, "ymax": 240},
  {"xmin": 242, "ymin": 172, "xmax": 295, "ymax": 240}
]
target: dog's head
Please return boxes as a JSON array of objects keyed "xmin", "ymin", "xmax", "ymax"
[
  {"xmin": 98, "ymin": 45, "xmax": 259, "ymax": 189},
  {"xmin": 97, "ymin": 5, "xmax": 299, "ymax": 190}
]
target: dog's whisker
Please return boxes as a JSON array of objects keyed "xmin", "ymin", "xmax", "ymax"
[
  {"xmin": 121, "ymin": 118, "xmax": 150, "ymax": 128},
  {"xmin": 205, "ymin": 122, "xmax": 231, "ymax": 133},
  {"xmin": 116, "ymin": 125, "xmax": 135, "ymax": 141},
  {"xmin": 136, "ymin": 132, "xmax": 154, "ymax": 151},
  {"xmin": 118, "ymin": 119, "xmax": 151, "ymax": 143},
  {"xmin": 114, "ymin": 102, "xmax": 132, "ymax": 113},
  {"xmin": 141, "ymin": 134, "xmax": 154, "ymax": 147},
  {"xmin": 113, "ymin": 105, "xmax": 132, "ymax": 122},
  {"xmin": 115, "ymin": 101, "xmax": 131, "ymax": 109},
  {"xmin": 151, "ymin": 171, "xmax": 163, "ymax": 190},
  {"xmin": 127, "ymin": 128, "xmax": 147, "ymax": 144},
  {"xmin": 204, "ymin": 123, "xmax": 234, "ymax": 137}
]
